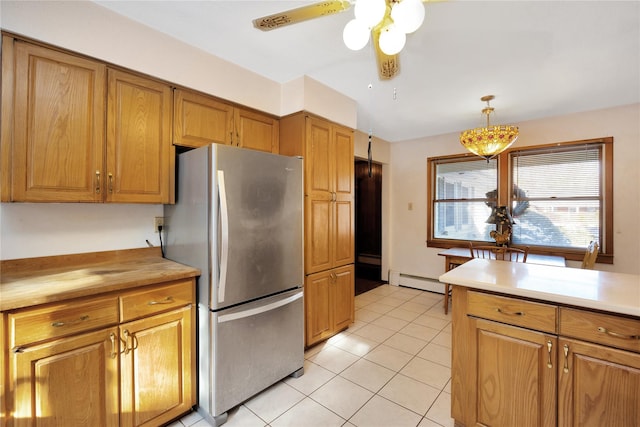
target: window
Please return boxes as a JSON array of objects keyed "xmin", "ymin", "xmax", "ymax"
[
  {"xmin": 427, "ymin": 137, "xmax": 613, "ymax": 262},
  {"xmin": 431, "ymin": 157, "xmax": 497, "ymax": 242}
]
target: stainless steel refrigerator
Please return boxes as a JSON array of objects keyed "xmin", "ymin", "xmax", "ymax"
[{"xmin": 164, "ymin": 144, "xmax": 304, "ymax": 426}]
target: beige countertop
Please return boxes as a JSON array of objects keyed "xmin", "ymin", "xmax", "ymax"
[
  {"xmin": 0, "ymin": 247, "xmax": 200, "ymax": 311},
  {"xmin": 439, "ymin": 259, "xmax": 640, "ymax": 317}
]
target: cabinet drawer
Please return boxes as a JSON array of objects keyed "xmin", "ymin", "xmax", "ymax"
[
  {"xmin": 467, "ymin": 291, "xmax": 557, "ymax": 334},
  {"xmin": 560, "ymin": 308, "xmax": 640, "ymax": 353},
  {"xmin": 9, "ymin": 295, "xmax": 119, "ymax": 349},
  {"xmin": 120, "ymin": 279, "xmax": 194, "ymax": 322}
]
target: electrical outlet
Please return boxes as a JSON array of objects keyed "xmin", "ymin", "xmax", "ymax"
[{"xmin": 154, "ymin": 217, "xmax": 164, "ymax": 232}]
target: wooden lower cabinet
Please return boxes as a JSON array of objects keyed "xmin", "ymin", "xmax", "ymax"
[
  {"xmin": 453, "ymin": 286, "xmax": 640, "ymax": 427},
  {"xmin": 472, "ymin": 319, "xmax": 556, "ymax": 427},
  {"xmin": 304, "ymin": 264, "xmax": 354, "ymax": 347},
  {"xmin": 120, "ymin": 306, "xmax": 194, "ymax": 427},
  {"xmin": 3, "ymin": 279, "xmax": 196, "ymax": 427},
  {"xmin": 9, "ymin": 327, "xmax": 120, "ymax": 426},
  {"xmin": 558, "ymin": 338, "xmax": 640, "ymax": 427}
]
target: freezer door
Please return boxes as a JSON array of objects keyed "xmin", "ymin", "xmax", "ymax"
[
  {"xmin": 212, "ymin": 145, "xmax": 303, "ymax": 309},
  {"xmin": 209, "ymin": 288, "xmax": 304, "ymax": 417}
]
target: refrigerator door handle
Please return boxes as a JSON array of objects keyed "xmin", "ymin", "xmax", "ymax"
[
  {"xmin": 217, "ymin": 170, "xmax": 229, "ymax": 303},
  {"xmin": 217, "ymin": 291, "xmax": 303, "ymax": 323}
]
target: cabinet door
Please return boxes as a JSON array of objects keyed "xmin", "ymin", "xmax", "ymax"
[
  {"xmin": 332, "ymin": 125, "xmax": 354, "ymax": 267},
  {"xmin": 304, "ymin": 270, "xmax": 333, "ymax": 347},
  {"xmin": 304, "ymin": 118, "xmax": 354, "ymax": 272},
  {"xmin": 9, "ymin": 327, "xmax": 119, "ymax": 427},
  {"xmin": 12, "ymin": 40, "xmax": 105, "ymax": 202},
  {"xmin": 107, "ymin": 69, "xmax": 172, "ymax": 203},
  {"xmin": 305, "ymin": 117, "xmax": 333, "ymax": 198},
  {"xmin": 558, "ymin": 338, "xmax": 640, "ymax": 427},
  {"xmin": 472, "ymin": 319, "xmax": 557, "ymax": 427},
  {"xmin": 304, "ymin": 266, "xmax": 354, "ymax": 347},
  {"xmin": 120, "ymin": 305, "xmax": 194, "ymax": 427},
  {"xmin": 173, "ymin": 89, "xmax": 233, "ymax": 147},
  {"xmin": 332, "ymin": 264, "xmax": 355, "ymax": 332},
  {"xmin": 234, "ymin": 108, "xmax": 279, "ymax": 153},
  {"xmin": 305, "ymin": 197, "xmax": 333, "ymax": 274}
]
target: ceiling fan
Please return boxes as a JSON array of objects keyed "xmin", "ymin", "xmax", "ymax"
[{"xmin": 253, "ymin": 0, "xmax": 435, "ymax": 80}]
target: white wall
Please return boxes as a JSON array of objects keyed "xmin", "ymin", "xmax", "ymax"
[
  {"xmin": 0, "ymin": 204, "xmax": 163, "ymax": 259},
  {"xmin": 389, "ymin": 103, "xmax": 640, "ymax": 277}
]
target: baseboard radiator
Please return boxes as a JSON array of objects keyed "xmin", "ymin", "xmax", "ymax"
[{"xmin": 388, "ymin": 271, "xmax": 444, "ymax": 294}]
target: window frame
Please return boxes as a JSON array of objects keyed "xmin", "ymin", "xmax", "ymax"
[{"xmin": 426, "ymin": 137, "xmax": 613, "ymax": 263}]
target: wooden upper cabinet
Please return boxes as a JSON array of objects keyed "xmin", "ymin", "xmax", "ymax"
[
  {"xmin": 173, "ymin": 88, "xmax": 279, "ymax": 153},
  {"xmin": 234, "ymin": 107, "xmax": 279, "ymax": 153},
  {"xmin": 173, "ymin": 88, "xmax": 233, "ymax": 148},
  {"xmin": 107, "ymin": 69, "xmax": 172, "ymax": 203},
  {"xmin": 11, "ymin": 40, "xmax": 106, "ymax": 202},
  {"xmin": 4, "ymin": 37, "xmax": 173, "ymax": 203}
]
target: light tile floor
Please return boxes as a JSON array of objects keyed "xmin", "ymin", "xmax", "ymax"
[{"xmin": 168, "ymin": 284, "xmax": 453, "ymax": 427}]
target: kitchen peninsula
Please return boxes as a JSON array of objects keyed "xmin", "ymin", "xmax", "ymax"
[{"xmin": 440, "ymin": 259, "xmax": 640, "ymax": 427}]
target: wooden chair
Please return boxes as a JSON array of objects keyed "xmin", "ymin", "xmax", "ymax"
[
  {"xmin": 443, "ymin": 260, "xmax": 461, "ymax": 316},
  {"xmin": 581, "ymin": 241, "xmax": 599, "ymax": 269},
  {"xmin": 442, "ymin": 244, "xmax": 529, "ymax": 315},
  {"xmin": 469, "ymin": 243, "xmax": 529, "ymax": 263}
]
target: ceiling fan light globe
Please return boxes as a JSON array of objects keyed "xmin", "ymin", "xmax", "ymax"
[
  {"xmin": 391, "ymin": 0, "xmax": 425, "ymax": 34},
  {"xmin": 355, "ymin": 0, "xmax": 386, "ymax": 28},
  {"xmin": 343, "ymin": 19, "xmax": 370, "ymax": 50},
  {"xmin": 379, "ymin": 25, "xmax": 406, "ymax": 55}
]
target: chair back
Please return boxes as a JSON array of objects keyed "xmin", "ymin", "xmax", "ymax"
[
  {"xmin": 581, "ymin": 241, "xmax": 599, "ymax": 269},
  {"xmin": 469, "ymin": 243, "xmax": 529, "ymax": 263}
]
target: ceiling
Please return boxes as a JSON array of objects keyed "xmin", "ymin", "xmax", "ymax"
[{"xmin": 92, "ymin": 1, "xmax": 640, "ymax": 143}]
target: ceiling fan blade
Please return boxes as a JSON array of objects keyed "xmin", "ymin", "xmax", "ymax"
[
  {"xmin": 253, "ymin": 1, "xmax": 352, "ymax": 31},
  {"xmin": 372, "ymin": 31, "xmax": 400, "ymax": 80}
]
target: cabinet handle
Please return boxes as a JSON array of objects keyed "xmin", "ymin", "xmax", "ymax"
[
  {"xmin": 122, "ymin": 330, "xmax": 132, "ymax": 354},
  {"xmin": 51, "ymin": 315, "xmax": 90, "ymax": 328},
  {"xmin": 148, "ymin": 296, "xmax": 174, "ymax": 305},
  {"xmin": 108, "ymin": 173, "xmax": 114, "ymax": 193},
  {"xmin": 230, "ymin": 131, "xmax": 234, "ymax": 144},
  {"xmin": 236, "ymin": 131, "xmax": 239, "ymax": 146},
  {"xmin": 109, "ymin": 333, "xmax": 118, "ymax": 359},
  {"xmin": 546, "ymin": 340, "xmax": 553, "ymax": 369},
  {"xmin": 330, "ymin": 272, "xmax": 337, "ymax": 282},
  {"xmin": 597, "ymin": 326, "xmax": 640, "ymax": 340},
  {"xmin": 563, "ymin": 344, "xmax": 570, "ymax": 373},
  {"xmin": 495, "ymin": 308, "xmax": 524, "ymax": 316},
  {"xmin": 95, "ymin": 170, "xmax": 101, "ymax": 194}
]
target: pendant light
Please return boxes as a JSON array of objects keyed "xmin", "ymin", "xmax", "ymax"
[{"xmin": 460, "ymin": 95, "xmax": 519, "ymax": 161}]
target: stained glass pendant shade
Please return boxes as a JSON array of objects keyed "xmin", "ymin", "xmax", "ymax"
[{"xmin": 460, "ymin": 95, "xmax": 519, "ymax": 161}]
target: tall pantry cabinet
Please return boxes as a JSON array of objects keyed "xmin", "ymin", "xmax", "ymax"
[{"xmin": 280, "ymin": 112, "xmax": 355, "ymax": 347}]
